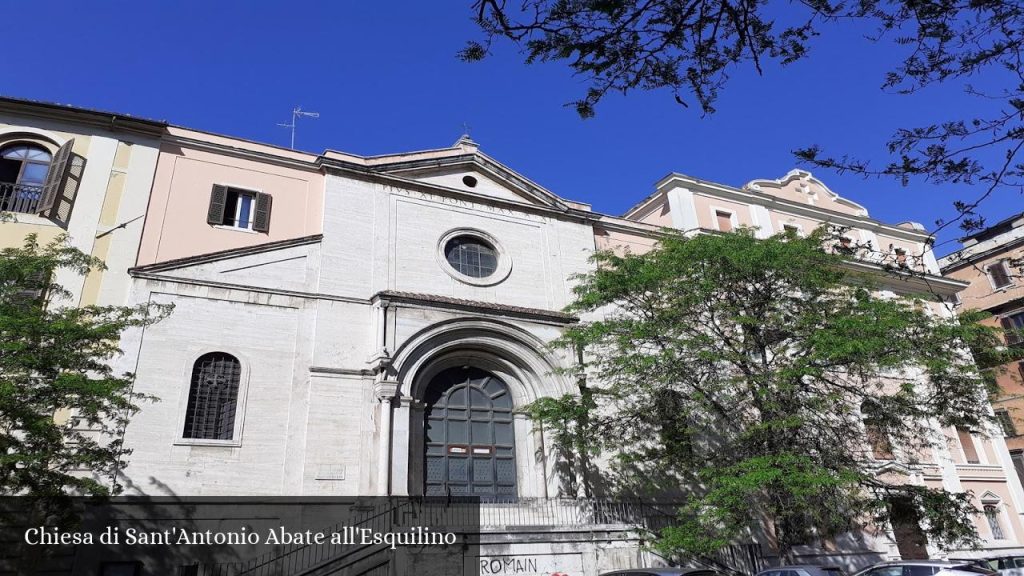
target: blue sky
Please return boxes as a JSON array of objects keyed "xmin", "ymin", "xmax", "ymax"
[{"xmin": 4, "ymin": 1, "xmax": 1018, "ymax": 255}]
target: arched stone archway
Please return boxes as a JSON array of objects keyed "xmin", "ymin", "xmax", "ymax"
[{"xmin": 382, "ymin": 318, "xmax": 573, "ymax": 497}]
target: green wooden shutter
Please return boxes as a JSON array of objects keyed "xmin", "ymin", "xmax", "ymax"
[
  {"xmin": 252, "ymin": 192, "xmax": 272, "ymax": 233},
  {"xmin": 37, "ymin": 139, "xmax": 74, "ymax": 214},
  {"xmin": 207, "ymin": 184, "xmax": 228, "ymax": 225}
]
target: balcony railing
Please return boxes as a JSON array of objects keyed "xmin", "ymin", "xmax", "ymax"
[{"xmin": 0, "ymin": 182, "xmax": 42, "ymax": 214}]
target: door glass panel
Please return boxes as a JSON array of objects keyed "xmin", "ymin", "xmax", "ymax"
[
  {"xmin": 471, "ymin": 420, "xmax": 491, "ymax": 443},
  {"xmin": 449, "ymin": 387, "xmax": 466, "ymax": 406},
  {"xmin": 492, "ymin": 393, "xmax": 512, "ymax": 409},
  {"xmin": 470, "ymin": 387, "xmax": 489, "ymax": 407},
  {"xmin": 495, "ymin": 421, "xmax": 514, "ymax": 444},
  {"xmin": 20, "ymin": 162, "xmax": 48, "ymax": 184},
  {"xmin": 448, "ymin": 419, "xmax": 468, "ymax": 443}
]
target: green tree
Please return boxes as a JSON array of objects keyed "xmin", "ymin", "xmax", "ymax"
[
  {"xmin": 535, "ymin": 228, "xmax": 1003, "ymax": 561},
  {"xmin": 463, "ymin": 0, "xmax": 1024, "ymax": 235},
  {"xmin": 0, "ymin": 234, "xmax": 169, "ymax": 520}
]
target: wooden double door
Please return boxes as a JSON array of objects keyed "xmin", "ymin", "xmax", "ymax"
[{"xmin": 423, "ymin": 367, "xmax": 517, "ymax": 499}]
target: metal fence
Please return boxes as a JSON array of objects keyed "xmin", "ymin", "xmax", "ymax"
[
  {"xmin": 0, "ymin": 182, "xmax": 42, "ymax": 214},
  {"xmin": 176, "ymin": 499, "xmax": 762, "ymax": 576}
]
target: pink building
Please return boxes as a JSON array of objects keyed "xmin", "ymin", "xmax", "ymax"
[
  {"xmin": 136, "ymin": 126, "xmax": 324, "ymax": 265},
  {"xmin": 940, "ymin": 213, "xmax": 1024, "ymax": 488}
]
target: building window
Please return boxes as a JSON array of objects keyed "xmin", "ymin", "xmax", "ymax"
[
  {"xmin": 957, "ymin": 427, "xmax": 980, "ymax": 463},
  {"xmin": 183, "ymin": 352, "xmax": 242, "ymax": 440},
  {"xmin": 444, "ymin": 236, "xmax": 498, "ymax": 278},
  {"xmin": 996, "ymin": 409, "xmax": 1016, "ymax": 437},
  {"xmin": 894, "ymin": 248, "xmax": 908, "ymax": 268},
  {"xmin": 865, "ymin": 422, "xmax": 894, "ymax": 460},
  {"xmin": 0, "ymin": 144, "xmax": 50, "ymax": 213},
  {"xmin": 989, "ymin": 261, "xmax": 1014, "ymax": 289},
  {"xmin": 1002, "ymin": 312, "xmax": 1024, "ymax": 347},
  {"xmin": 207, "ymin": 185, "xmax": 272, "ymax": 232},
  {"xmin": 862, "ymin": 401, "xmax": 894, "ymax": 460},
  {"xmin": 1011, "ymin": 451, "xmax": 1024, "ymax": 491},
  {"xmin": 715, "ymin": 210, "xmax": 734, "ymax": 232},
  {"xmin": 985, "ymin": 505, "xmax": 1006, "ymax": 540},
  {"xmin": 838, "ymin": 236, "xmax": 855, "ymax": 252}
]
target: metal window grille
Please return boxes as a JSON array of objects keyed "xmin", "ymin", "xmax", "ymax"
[
  {"xmin": 985, "ymin": 505, "xmax": 1005, "ymax": 540},
  {"xmin": 444, "ymin": 236, "xmax": 498, "ymax": 278},
  {"xmin": 183, "ymin": 352, "xmax": 241, "ymax": 440}
]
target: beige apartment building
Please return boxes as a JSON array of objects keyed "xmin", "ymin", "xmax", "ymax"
[
  {"xmin": 0, "ymin": 97, "xmax": 164, "ymax": 308},
  {"xmin": 940, "ymin": 212, "xmax": 1024, "ymax": 487}
]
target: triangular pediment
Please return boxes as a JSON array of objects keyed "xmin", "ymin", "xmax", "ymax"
[
  {"xmin": 129, "ymin": 235, "xmax": 321, "ymax": 293},
  {"xmin": 372, "ymin": 136, "xmax": 575, "ymax": 211}
]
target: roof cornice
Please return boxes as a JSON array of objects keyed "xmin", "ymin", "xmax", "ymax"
[
  {"xmin": 639, "ymin": 174, "xmax": 933, "ymax": 243},
  {"xmin": 0, "ymin": 96, "xmax": 167, "ymax": 137},
  {"xmin": 376, "ymin": 154, "xmax": 569, "ymax": 210},
  {"xmin": 841, "ymin": 259, "xmax": 968, "ymax": 297},
  {"xmin": 317, "ymin": 159, "xmax": 593, "ymax": 222},
  {"xmin": 940, "ymin": 235, "xmax": 1024, "ymax": 273},
  {"xmin": 373, "ymin": 290, "xmax": 577, "ymax": 325},
  {"xmin": 164, "ymin": 133, "xmax": 322, "ymax": 172},
  {"xmin": 129, "ymin": 234, "xmax": 323, "ymax": 274}
]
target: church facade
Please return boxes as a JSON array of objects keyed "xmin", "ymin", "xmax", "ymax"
[{"xmin": 2, "ymin": 97, "xmax": 1023, "ymax": 573}]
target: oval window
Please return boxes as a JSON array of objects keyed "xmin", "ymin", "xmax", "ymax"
[{"xmin": 444, "ymin": 235, "xmax": 498, "ymax": 278}]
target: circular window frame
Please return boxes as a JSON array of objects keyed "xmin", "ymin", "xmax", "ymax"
[{"xmin": 436, "ymin": 228, "xmax": 512, "ymax": 287}]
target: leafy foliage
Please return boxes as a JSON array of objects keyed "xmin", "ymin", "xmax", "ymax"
[
  {"xmin": 0, "ymin": 234, "xmax": 169, "ymax": 520},
  {"xmin": 465, "ymin": 0, "xmax": 1024, "ymax": 234},
  {"xmin": 534, "ymin": 228, "xmax": 1002, "ymax": 560}
]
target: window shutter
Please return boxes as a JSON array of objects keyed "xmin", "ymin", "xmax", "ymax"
[
  {"xmin": 252, "ymin": 192, "xmax": 272, "ymax": 233},
  {"xmin": 36, "ymin": 139, "xmax": 74, "ymax": 214},
  {"xmin": 207, "ymin": 184, "xmax": 228, "ymax": 225},
  {"xmin": 1004, "ymin": 316, "xmax": 1024, "ymax": 346}
]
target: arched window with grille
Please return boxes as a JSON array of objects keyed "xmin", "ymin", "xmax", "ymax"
[{"xmin": 183, "ymin": 352, "xmax": 242, "ymax": 440}]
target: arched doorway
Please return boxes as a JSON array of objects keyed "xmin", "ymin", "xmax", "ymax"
[{"xmin": 423, "ymin": 366, "xmax": 517, "ymax": 499}]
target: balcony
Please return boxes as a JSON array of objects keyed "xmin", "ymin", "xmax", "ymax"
[{"xmin": 0, "ymin": 182, "xmax": 42, "ymax": 214}]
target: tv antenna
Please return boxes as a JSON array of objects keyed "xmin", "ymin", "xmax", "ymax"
[{"xmin": 278, "ymin": 106, "xmax": 320, "ymax": 149}]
